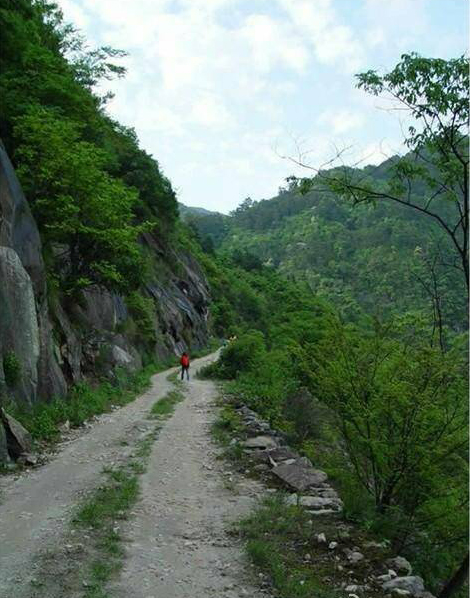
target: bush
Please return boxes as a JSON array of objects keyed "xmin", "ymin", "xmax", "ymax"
[
  {"xmin": 200, "ymin": 331, "xmax": 266, "ymax": 380},
  {"xmin": 3, "ymin": 351, "xmax": 21, "ymax": 387},
  {"xmin": 283, "ymin": 387, "xmax": 327, "ymax": 444},
  {"xmin": 125, "ymin": 291, "xmax": 157, "ymax": 345}
]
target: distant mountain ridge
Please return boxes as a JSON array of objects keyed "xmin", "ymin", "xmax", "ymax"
[
  {"xmin": 187, "ymin": 155, "xmax": 466, "ymax": 330},
  {"xmin": 178, "ymin": 203, "xmax": 221, "ymax": 219}
]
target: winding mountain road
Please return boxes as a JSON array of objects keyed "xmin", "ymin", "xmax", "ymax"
[{"xmin": 0, "ymin": 352, "xmax": 268, "ymax": 597}]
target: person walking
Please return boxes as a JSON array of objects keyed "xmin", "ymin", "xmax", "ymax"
[{"xmin": 180, "ymin": 352, "xmax": 190, "ymax": 381}]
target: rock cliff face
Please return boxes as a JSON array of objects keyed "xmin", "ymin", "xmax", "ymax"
[{"xmin": 0, "ymin": 142, "xmax": 210, "ymax": 408}]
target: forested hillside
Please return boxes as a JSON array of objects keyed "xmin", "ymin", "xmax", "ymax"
[
  {"xmin": 194, "ymin": 54, "xmax": 469, "ymax": 597},
  {"xmin": 187, "ymin": 158, "xmax": 467, "ymax": 339}
]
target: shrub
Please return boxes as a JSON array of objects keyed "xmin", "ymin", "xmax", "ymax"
[
  {"xmin": 212, "ymin": 331, "xmax": 266, "ymax": 379},
  {"xmin": 3, "ymin": 351, "xmax": 21, "ymax": 387},
  {"xmin": 125, "ymin": 291, "xmax": 156, "ymax": 345},
  {"xmin": 282, "ymin": 387, "xmax": 327, "ymax": 444}
]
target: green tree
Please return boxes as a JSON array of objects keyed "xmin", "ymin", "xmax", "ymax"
[
  {"xmin": 310, "ymin": 315, "xmax": 468, "ymax": 548},
  {"xmin": 295, "ymin": 54, "xmax": 469, "ymax": 292},
  {"xmin": 14, "ymin": 107, "xmax": 148, "ymax": 292}
]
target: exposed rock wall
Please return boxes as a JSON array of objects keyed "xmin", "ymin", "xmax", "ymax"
[
  {"xmin": 0, "ymin": 247, "xmax": 40, "ymax": 402},
  {"xmin": 0, "ymin": 142, "xmax": 67, "ymax": 405},
  {"xmin": 0, "ymin": 142, "xmax": 211, "ymax": 413}
]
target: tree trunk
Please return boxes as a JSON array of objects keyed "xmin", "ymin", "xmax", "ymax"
[{"xmin": 438, "ymin": 552, "xmax": 469, "ymax": 598}]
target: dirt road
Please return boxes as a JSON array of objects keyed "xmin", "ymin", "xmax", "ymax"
[
  {"xmin": 0, "ymin": 353, "xmax": 267, "ymax": 597},
  {"xmin": 109, "ymin": 370, "xmax": 266, "ymax": 598}
]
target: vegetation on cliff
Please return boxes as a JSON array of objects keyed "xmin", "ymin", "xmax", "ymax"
[{"xmin": 0, "ymin": 0, "xmax": 177, "ymax": 293}]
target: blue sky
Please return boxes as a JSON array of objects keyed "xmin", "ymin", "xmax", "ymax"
[{"xmin": 58, "ymin": 0, "xmax": 468, "ymax": 213}]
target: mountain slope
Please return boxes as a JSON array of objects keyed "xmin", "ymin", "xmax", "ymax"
[{"xmin": 191, "ymin": 167, "xmax": 466, "ymax": 332}]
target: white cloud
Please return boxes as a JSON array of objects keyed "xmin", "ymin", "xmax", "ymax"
[
  {"xmin": 190, "ymin": 93, "xmax": 233, "ymax": 128},
  {"xmin": 59, "ymin": 0, "xmax": 89, "ymax": 28},
  {"xmin": 240, "ymin": 14, "xmax": 310, "ymax": 73},
  {"xmin": 363, "ymin": 0, "xmax": 430, "ymax": 52},
  {"xmin": 55, "ymin": 0, "xmax": 466, "ymax": 212},
  {"xmin": 319, "ymin": 109, "xmax": 365, "ymax": 134},
  {"xmin": 276, "ymin": 0, "xmax": 366, "ymax": 73}
]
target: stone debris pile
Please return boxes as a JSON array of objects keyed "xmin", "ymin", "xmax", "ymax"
[
  {"xmin": 237, "ymin": 405, "xmax": 343, "ymax": 516},
  {"xmin": 233, "ymin": 403, "xmax": 436, "ymax": 598}
]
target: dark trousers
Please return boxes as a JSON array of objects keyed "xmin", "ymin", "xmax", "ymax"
[{"xmin": 181, "ymin": 366, "xmax": 189, "ymax": 380}]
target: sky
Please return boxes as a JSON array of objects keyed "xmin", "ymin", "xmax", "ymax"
[{"xmin": 58, "ymin": 0, "xmax": 468, "ymax": 214}]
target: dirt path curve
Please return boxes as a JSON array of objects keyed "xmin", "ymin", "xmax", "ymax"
[
  {"xmin": 109, "ymin": 369, "xmax": 269, "ymax": 597},
  {"xmin": 0, "ymin": 353, "xmax": 217, "ymax": 597}
]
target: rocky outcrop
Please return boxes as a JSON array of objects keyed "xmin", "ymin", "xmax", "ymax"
[
  {"xmin": 0, "ymin": 143, "xmax": 44, "ymax": 293},
  {"xmin": 272, "ymin": 458, "xmax": 329, "ymax": 492},
  {"xmin": 0, "ymin": 420, "xmax": 9, "ymax": 463},
  {"xmin": 0, "ymin": 141, "xmax": 211, "ymax": 425},
  {"xmin": 0, "ymin": 142, "xmax": 66, "ymax": 405},
  {"xmin": 1, "ymin": 408, "xmax": 32, "ymax": 459},
  {"xmin": 0, "ymin": 247, "xmax": 40, "ymax": 402},
  {"xmin": 383, "ymin": 576, "xmax": 425, "ymax": 595},
  {"xmin": 237, "ymin": 404, "xmax": 343, "ymax": 515}
]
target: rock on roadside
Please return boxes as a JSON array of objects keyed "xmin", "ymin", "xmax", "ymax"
[
  {"xmin": 383, "ymin": 576, "xmax": 425, "ymax": 596},
  {"xmin": 272, "ymin": 458, "xmax": 327, "ymax": 491},
  {"xmin": 1, "ymin": 408, "xmax": 32, "ymax": 458},
  {"xmin": 241, "ymin": 436, "xmax": 278, "ymax": 450}
]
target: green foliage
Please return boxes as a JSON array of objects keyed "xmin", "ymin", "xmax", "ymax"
[
  {"xmin": 74, "ymin": 468, "xmax": 138, "ymax": 531},
  {"xmin": 13, "ymin": 106, "xmax": 148, "ymax": 292},
  {"xmin": 230, "ymin": 248, "xmax": 263, "ymax": 271},
  {"xmin": 240, "ymin": 495, "xmax": 336, "ymax": 598},
  {"xmin": 211, "ymin": 405, "xmax": 244, "ymax": 446},
  {"xmin": 8, "ymin": 363, "xmax": 158, "ymax": 441},
  {"xmin": 125, "ymin": 291, "xmax": 156, "ymax": 345},
  {"xmin": 210, "ymin": 188, "xmax": 466, "ymax": 333},
  {"xmin": 311, "ymin": 315, "xmax": 468, "ymax": 514},
  {"xmin": 149, "ymin": 389, "xmax": 184, "ymax": 418},
  {"xmin": 282, "ymin": 388, "xmax": 326, "ymax": 444},
  {"xmin": 203, "ymin": 332, "xmax": 266, "ymax": 379},
  {"xmin": 315, "ymin": 53, "xmax": 468, "ymax": 291},
  {"xmin": 2, "ymin": 351, "xmax": 21, "ymax": 387},
  {"xmin": 0, "ymin": 0, "xmax": 178, "ymax": 294}
]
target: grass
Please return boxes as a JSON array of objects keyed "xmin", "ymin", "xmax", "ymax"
[
  {"xmin": 239, "ymin": 495, "xmax": 336, "ymax": 598},
  {"xmin": 210, "ymin": 402, "xmax": 247, "ymax": 465},
  {"xmin": 74, "ymin": 468, "xmax": 139, "ymax": 531},
  {"xmin": 211, "ymin": 403, "xmax": 243, "ymax": 446},
  {"xmin": 149, "ymin": 388, "xmax": 184, "ymax": 418},
  {"xmin": 4, "ymin": 360, "xmax": 174, "ymax": 445},
  {"xmin": 72, "ymin": 459, "xmax": 142, "ymax": 597},
  {"xmin": 166, "ymin": 370, "xmax": 179, "ymax": 383}
]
